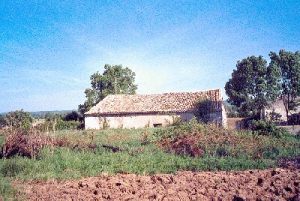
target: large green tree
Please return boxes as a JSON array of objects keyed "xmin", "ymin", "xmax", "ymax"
[
  {"xmin": 269, "ymin": 50, "xmax": 300, "ymax": 119},
  {"xmin": 79, "ymin": 64, "xmax": 138, "ymax": 114},
  {"xmin": 225, "ymin": 56, "xmax": 280, "ymax": 118}
]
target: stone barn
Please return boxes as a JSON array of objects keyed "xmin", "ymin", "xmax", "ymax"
[{"xmin": 85, "ymin": 89, "xmax": 227, "ymax": 129}]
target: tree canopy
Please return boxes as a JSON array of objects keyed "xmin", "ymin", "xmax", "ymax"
[
  {"xmin": 225, "ymin": 56, "xmax": 279, "ymax": 118},
  {"xmin": 79, "ymin": 64, "xmax": 138, "ymax": 114},
  {"xmin": 225, "ymin": 50, "xmax": 300, "ymax": 120},
  {"xmin": 269, "ymin": 50, "xmax": 300, "ymax": 118},
  {"xmin": 3, "ymin": 109, "xmax": 33, "ymax": 130}
]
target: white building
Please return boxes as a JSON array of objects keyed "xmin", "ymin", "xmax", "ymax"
[{"xmin": 85, "ymin": 89, "xmax": 227, "ymax": 129}]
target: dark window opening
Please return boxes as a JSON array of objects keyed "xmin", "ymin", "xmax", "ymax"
[{"xmin": 153, "ymin": 123, "xmax": 162, "ymax": 127}]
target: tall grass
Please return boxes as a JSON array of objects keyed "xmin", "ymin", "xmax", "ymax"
[{"xmin": 0, "ymin": 124, "xmax": 299, "ymax": 199}]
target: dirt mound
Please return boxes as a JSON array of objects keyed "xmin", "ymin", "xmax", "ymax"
[{"xmin": 15, "ymin": 168, "xmax": 300, "ymax": 200}]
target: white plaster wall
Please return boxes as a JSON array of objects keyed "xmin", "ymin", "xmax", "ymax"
[
  {"xmin": 84, "ymin": 111, "xmax": 226, "ymax": 130},
  {"xmin": 85, "ymin": 113, "xmax": 196, "ymax": 129},
  {"xmin": 85, "ymin": 116, "xmax": 100, "ymax": 130},
  {"xmin": 221, "ymin": 104, "xmax": 228, "ymax": 128}
]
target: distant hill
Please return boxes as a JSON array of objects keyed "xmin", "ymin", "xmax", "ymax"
[
  {"xmin": 30, "ymin": 110, "xmax": 74, "ymax": 119},
  {"xmin": 0, "ymin": 110, "xmax": 74, "ymax": 119}
]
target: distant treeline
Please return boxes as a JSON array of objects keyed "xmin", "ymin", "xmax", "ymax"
[{"xmin": 1, "ymin": 110, "xmax": 73, "ymax": 119}]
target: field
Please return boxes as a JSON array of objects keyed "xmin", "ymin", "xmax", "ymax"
[{"xmin": 0, "ymin": 122, "xmax": 299, "ymax": 200}]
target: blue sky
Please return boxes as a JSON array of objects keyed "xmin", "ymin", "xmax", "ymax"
[{"xmin": 0, "ymin": 0, "xmax": 299, "ymax": 112}]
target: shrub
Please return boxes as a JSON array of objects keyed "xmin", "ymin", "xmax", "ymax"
[
  {"xmin": 269, "ymin": 110, "xmax": 282, "ymax": 122},
  {"xmin": 216, "ymin": 146, "xmax": 230, "ymax": 157},
  {"xmin": 1, "ymin": 129, "xmax": 53, "ymax": 158},
  {"xmin": 0, "ymin": 158, "xmax": 27, "ymax": 177},
  {"xmin": 3, "ymin": 110, "xmax": 33, "ymax": 131},
  {"xmin": 56, "ymin": 120, "xmax": 81, "ymax": 130},
  {"xmin": 288, "ymin": 113, "xmax": 300, "ymax": 125},
  {"xmin": 194, "ymin": 99, "xmax": 216, "ymax": 123},
  {"xmin": 153, "ymin": 119, "xmax": 299, "ymax": 159},
  {"xmin": 249, "ymin": 120, "xmax": 289, "ymax": 137},
  {"xmin": 64, "ymin": 111, "xmax": 83, "ymax": 122},
  {"xmin": 159, "ymin": 134, "xmax": 204, "ymax": 157},
  {"xmin": 36, "ymin": 120, "xmax": 81, "ymax": 132},
  {"xmin": 0, "ymin": 115, "xmax": 6, "ymax": 128},
  {"xmin": 102, "ymin": 118, "xmax": 110, "ymax": 129}
]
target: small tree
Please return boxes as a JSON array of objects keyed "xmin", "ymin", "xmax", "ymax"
[
  {"xmin": 79, "ymin": 64, "xmax": 138, "ymax": 114},
  {"xmin": 269, "ymin": 50, "xmax": 300, "ymax": 120},
  {"xmin": 4, "ymin": 110, "xmax": 33, "ymax": 131}
]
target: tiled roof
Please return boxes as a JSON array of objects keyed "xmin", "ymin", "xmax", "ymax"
[{"xmin": 85, "ymin": 89, "xmax": 221, "ymax": 115}]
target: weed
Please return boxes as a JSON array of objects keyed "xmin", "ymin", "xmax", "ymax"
[{"xmin": 0, "ymin": 124, "xmax": 298, "ymax": 182}]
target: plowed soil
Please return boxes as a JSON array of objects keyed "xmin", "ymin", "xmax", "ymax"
[{"xmin": 15, "ymin": 168, "xmax": 300, "ymax": 201}]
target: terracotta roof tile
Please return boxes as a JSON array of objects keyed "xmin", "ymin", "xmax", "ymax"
[{"xmin": 85, "ymin": 89, "xmax": 221, "ymax": 115}]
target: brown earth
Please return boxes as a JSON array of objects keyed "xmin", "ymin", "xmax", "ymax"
[{"xmin": 15, "ymin": 168, "xmax": 300, "ymax": 201}]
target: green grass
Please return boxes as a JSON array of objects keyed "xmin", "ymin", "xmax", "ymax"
[
  {"xmin": 0, "ymin": 126, "xmax": 299, "ymax": 199},
  {"xmin": 0, "ymin": 176, "xmax": 17, "ymax": 201}
]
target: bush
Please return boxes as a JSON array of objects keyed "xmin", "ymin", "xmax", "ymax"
[
  {"xmin": 3, "ymin": 110, "xmax": 33, "ymax": 131},
  {"xmin": 194, "ymin": 99, "xmax": 216, "ymax": 123},
  {"xmin": 249, "ymin": 120, "xmax": 289, "ymax": 137},
  {"xmin": 56, "ymin": 120, "xmax": 81, "ymax": 130},
  {"xmin": 0, "ymin": 159, "xmax": 27, "ymax": 177},
  {"xmin": 64, "ymin": 111, "xmax": 83, "ymax": 122},
  {"xmin": 216, "ymin": 146, "xmax": 230, "ymax": 157},
  {"xmin": 36, "ymin": 120, "xmax": 81, "ymax": 132},
  {"xmin": 0, "ymin": 115, "xmax": 5, "ymax": 128},
  {"xmin": 288, "ymin": 113, "xmax": 300, "ymax": 125},
  {"xmin": 1, "ymin": 129, "xmax": 54, "ymax": 158},
  {"xmin": 153, "ymin": 119, "xmax": 299, "ymax": 159}
]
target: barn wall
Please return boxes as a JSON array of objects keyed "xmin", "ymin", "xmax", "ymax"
[
  {"xmin": 85, "ymin": 111, "xmax": 227, "ymax": 129},
  {"xmin": 264, "ymin": 99, "xmax": 287, "ymax": 121},
  {"xmin": 85, "ymin": 116, "xmax": 101, "ymax": 130},
  {"xmin": 85, "ymin": 113, "xmax": 195, "ymax": 129},
  {"xmin": 221, "ymin": 103, "xmax": 228, "ymax": 128}
]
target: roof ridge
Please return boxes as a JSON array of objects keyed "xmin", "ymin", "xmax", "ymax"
[{"xmin": 105, "ymin": 88, "xmax": 221, "ymax": 96}]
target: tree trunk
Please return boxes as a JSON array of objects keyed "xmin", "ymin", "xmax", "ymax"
[{"xmin": 282, "ymin": 94, "xmax": 290, "ymax": 123}]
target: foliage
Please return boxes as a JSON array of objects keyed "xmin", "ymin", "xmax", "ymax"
[
  {"xmin": 224, "ymin": 102, "xmax": 241, "ymax": 118},
  {"xmin": 194, "ymin": 99, "xmax": 216, "ymax": 123},
  {"xmin": 64, "ymin": 111, "xmax": 83, "ymax": 122},
  {"xmin": 0, "ymin": 115, "xmax": 5, "ymax": 128},
  {"xmin": 56, "ymin": 120, "xmax": 81, "ymax": 130},
  {"xmin": 102, "ymin": 117, "xmax": 110, "ymax": 129},
  {"xmin": 249, "ymin": 120, "xmax": 289, "ymax": 137},
  {"xmin": 30, "ymin": 110, "xmax": 71, "ymax": 119},
  {"xmin": 79, "ymin": 64, "xmax": 138, "ymax": 114},
  {"xmin": 3, "ymin": 110, "xmax": 33, "ymax": 131},
  {"xmin": 153, "ymin": 120, "xmax": 298, "ymax": 160},
  {"xmin": 36, "ymin": 120, "xmax": 81, "ymax": 132},
  {"xmin": 36, "ymin": 114, "xmax": 81, "ymax": 132},
  {"xmin": 269, "ymin": 110, "xmax": 282, "ymax": 122},
  {"xmin": 0, "ymin": 126, "xmax": 298, "ymax": 183},
  {"xmin": 225, "ymin": 56, "xmax": 279, "ymax": 118},
  {"xmin": 0, "ymin": 176, "xmax": 17, "ymax": 200},
  {"xmin": 269, "ymin": 50, "xmax": 300, "ymax": 120},
  {"xmin": 1, "ymin": 129, "xmax": 53, "ymax": 158},
  {"xmin": 288, "ymin": 113, "xmax": 300, "ymax": 125}
]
